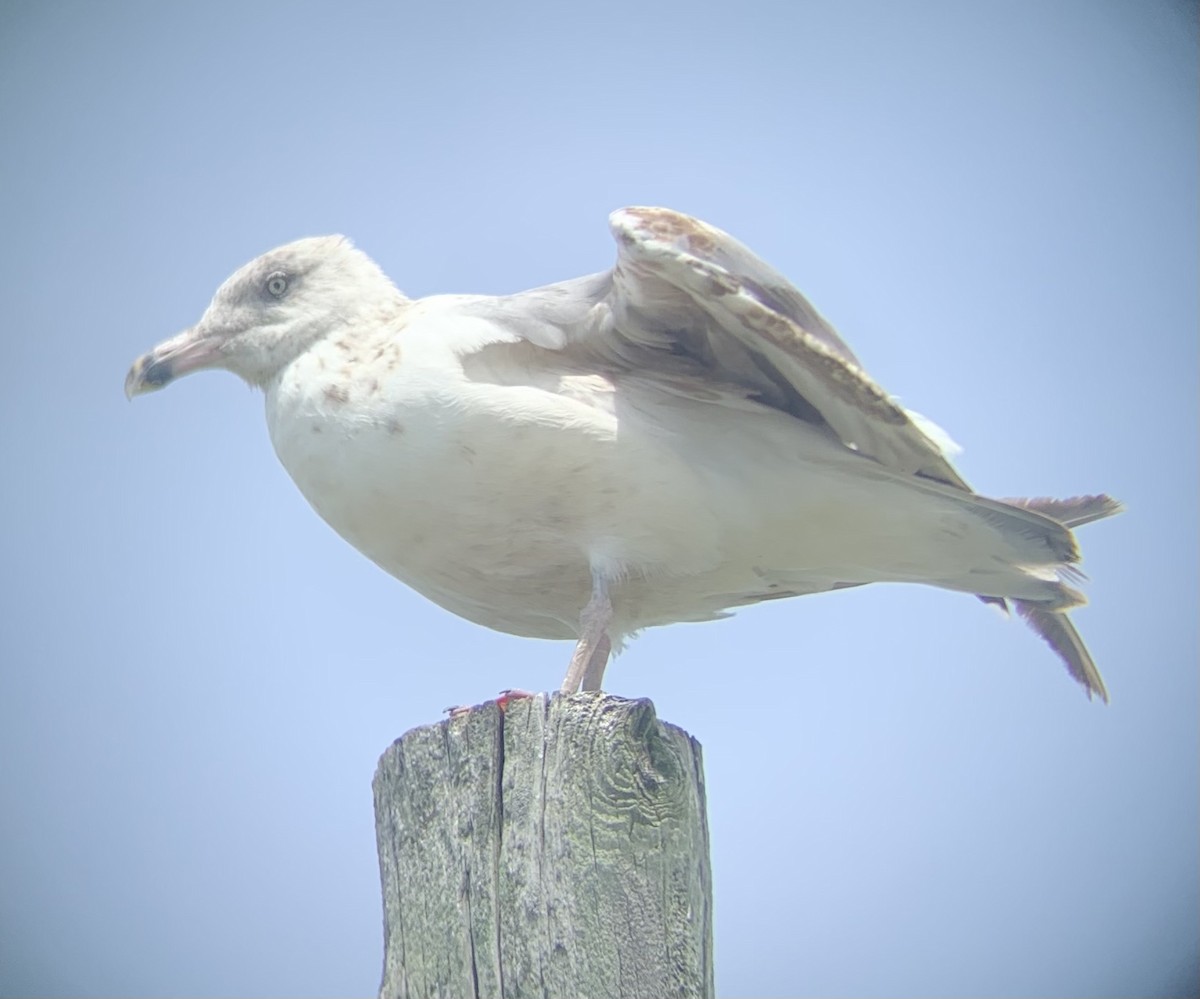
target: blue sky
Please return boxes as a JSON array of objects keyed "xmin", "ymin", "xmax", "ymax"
[{"xmin": 1, "ymin": 1, "xmax": 1196, "ymax": 996}]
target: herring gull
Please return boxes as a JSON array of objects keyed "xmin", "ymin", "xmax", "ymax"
[{"xmin": 125, "ymin": 207, "xmax": 1121, "ymax": 699}]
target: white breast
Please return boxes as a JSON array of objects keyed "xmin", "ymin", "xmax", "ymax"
[{"xmin": 261, "ymin": 313, "xmax": 728, "ymax": 640}]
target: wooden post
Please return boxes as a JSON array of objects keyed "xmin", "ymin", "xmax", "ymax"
[{"xmin": 373, "ymin": 692, "xmax": 714, "ymax": 999}]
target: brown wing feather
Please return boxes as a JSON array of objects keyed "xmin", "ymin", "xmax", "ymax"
[{"xmin": 609, "ymin": 207, "xmax": 971, "ymax": 488}]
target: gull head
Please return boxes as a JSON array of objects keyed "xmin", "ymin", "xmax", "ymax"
[{"xmin": 125, "ymin": 236, "xmax": 404, "ymax": 398}]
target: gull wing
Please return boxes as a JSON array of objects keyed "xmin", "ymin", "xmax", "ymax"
[
  {"xmin": 598, "ymin": 208, "xmax": 1118, "ymax": 701},
  {"xmin": 604, "ymin": 206, "xmax": 970, "ymax": 489},
  {"xmin": 470, "ymin": 206, "xmax": 1120, "ymax": 701}
]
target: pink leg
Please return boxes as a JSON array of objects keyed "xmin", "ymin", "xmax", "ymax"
[
  {"xmin": 579, "ymin": 633, "xmax": 612, "ymax": 691},
  {"xmin": 559, "ymin": 573, "xmax": 614, "ymax": 694}
]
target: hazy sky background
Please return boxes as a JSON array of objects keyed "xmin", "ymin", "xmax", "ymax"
[{"xmin": 1, "ymin": 1, "xmax": 1196, "ymax": 996}]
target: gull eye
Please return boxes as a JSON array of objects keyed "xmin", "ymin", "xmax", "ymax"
[{"xmin": 266, "ymin": 272, "xmax": 289, "ymax": 297}]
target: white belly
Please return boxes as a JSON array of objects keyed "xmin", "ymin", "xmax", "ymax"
[
  {"xmin": 265, "ymin": 353, "xmax": 733, "ymax": 639},
  {"xmin": 263, "ymin": 341, "xmax": 1041, "ymax": 642}
]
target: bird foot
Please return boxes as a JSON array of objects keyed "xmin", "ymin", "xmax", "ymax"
[{"xmin": 445, "ymin": 689, "xmax": 537, "ymax": 718}]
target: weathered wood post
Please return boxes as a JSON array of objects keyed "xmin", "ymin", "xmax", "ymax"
[{"xmin": 373, "ymin": 692, "xmax": 713, "ymax": 999}]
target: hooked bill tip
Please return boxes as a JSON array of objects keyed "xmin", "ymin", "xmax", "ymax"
[{"xmin": 124, "ymin": 355, "xmax": 173, "ymax": 399}]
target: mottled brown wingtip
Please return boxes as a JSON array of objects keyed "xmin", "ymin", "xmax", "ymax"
[
  {"xmin": 612, "ymin": 206, "xmax": 722, "ymax": 255},
  {"xmin": 1014, "ymin": 601, "xmax": 1109, "ymax": 703}
]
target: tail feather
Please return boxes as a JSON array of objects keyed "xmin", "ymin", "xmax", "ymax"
[
  {"xmin": 1014, "ymin": 601, "xmax": 1109, "ymax": 703},
  {"xmin": 1002, "ymin": 494, "xmax": 1124, "ymax": 529},
  {"xmin": 978, "ymin": 594, "xmax": 1009, "ymax": 616},
  {"xmin": 979, "ymin": 494, "xmax": 1122, "ymax": 701}
]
